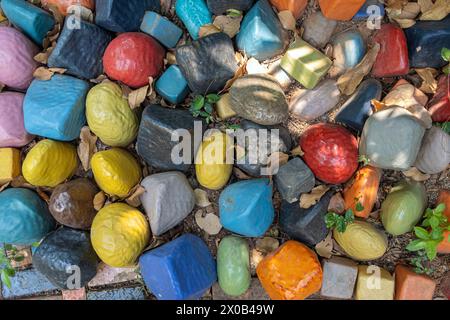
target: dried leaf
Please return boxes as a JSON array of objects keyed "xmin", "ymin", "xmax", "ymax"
[
  {"xmin": 328, "ymin": 192, "xmax": 346, "ymax": 214},
  {"xmin": 300, "ymin": 185, "xmax": 330, "ymax": 209},
  {"xmin": 393, "ymin": 18, "xmax": 416, "ymax": 28},
  {"xmin": 246, "ymin": 57, "xmax": 268, "ymax": 74},
  {"xmin": 415, "ymin": 68, "xmax": 438, "ymax": 94},
  {"xmin": 255, "ymin": 237, "xmax": 279, "ymax": 254},
  {"xmin": 0, "ymin": 9, "xmax": 6, "ymax": 23},
  {"xmin": 418, "ymin": 0, "xmax": 434, "ymax": 13},
  {"xmin": 147, "ymin": 77, "xmax": 154, "ymax": 98},
  {"xmin": 371, "ymin": 99, "xmax": 388, "ymax": 112},
  {"xmin": 90, "ymin": 74, "xmax": 108, "ymax": 84},
  {"xmin": 221, "ymin": 53, "xmax": 248, "ymax": 92},
  {"xmin": 402, "ymin": 167, "xmax": 431, "ymax": 182},
  {"xmin": 11, "ymin": 176, "xmax": 34, "ymax": 189},
  {"xmin": 386, "ymin": 0, "xmax": 409, "ymax": 10},
  {"xmin": 77, "ymin": 126, "xmax": 98, "ymax": 171},
  {"xmin": 397, "ymin": 2, "xmax": 421, "ymax": 19},
  {"xmin": 194, "ymin": 189, "xmax": 212, "ymax": 208},
  {"xmin": 195, "ymin": 210, "xmax": 222, "ymax": 235},
  {"xmin": 265, "ymin": 152, "xmax": 289, "ymax": 175},
  {"xmin": 166, "ymin": 52, "xmax": 177, "ymax": 65},
  {"xmin": 125, "ymin": 185, "xmax": 145, "ymax": 207},
  {"xmin": 315, "ymin": 232, "xmax": 333, "ymax": 258},
  {"xmin": 233, "ymin": 167, "xmax": 252, "ymax": 180},
  {"xmin": 198, "ymin": 24, "xmax": 221, "ymax": 38},
  {"xmin": 213, "ymin": 15, "xmax": 242, "ymax": 38},
  {"xmin": 33, "ymin": 67, "xmax": 55, "ymax": 80},
  {"xmin": 290, "ymin": 145, "xmax": 304, "ymax": 157},
  {"xmin": 406, "ymin": 104, "xmax": 432, "ymax": 129},
  {"xmin": 34, "ymin": 52, "xmax": 50, "ymax": 64},
  {"xmin": 66, "ymin": 5, "xmax": 94, "ymax": 22},
  {"xmin": 93, "ymin": 191, "xmax": 106, "ymax": 211},
  {"xmin": 420, "ymin": 0, "xmax": 450, "ymax": 20},
  {"xmin": 0, "ymin": 182, "xmax": 10, "ymax": 193},
  {"xmin": 128, "ymin": 85, "xmax": 149, "ymax": 109},
  {"xmin": 277, "ymin": 10, "xmax": 297, "ymax": 31},
  {"xmin": 251, "ymin": 249, "xmax": 264, "ymax": 269},
  {"xmin": 36, "ymin": 188, "xmax": 50, "ymax": 204}
]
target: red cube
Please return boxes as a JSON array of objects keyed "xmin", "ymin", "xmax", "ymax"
[{"xmin": 395, "ymin": 265, "xmax": 436, "ymax": 300}]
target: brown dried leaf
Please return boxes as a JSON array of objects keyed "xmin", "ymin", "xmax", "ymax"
[
  {"xmin": 402, "ymin": 167, "xmax": 431, "ymax": 182},
  {"xmin": 0, "ymin": 182, "xmax": 10, "ymax": 193},
  {"xmin": 93, "ymin": 191, "xmax": 106, "ymax": 211},
  {"xmin": 300, "ymin": 185, "xmax": 330, "ymax": 209},
  {"xmin": 34, "ymin": 52, "xmax": 50, "ymax": 64},
  {"xmin": 420, "ymin": 0, "xmax": 450, "ymax": 20},
  {"xmin": 277, "ymin": 10, "xmax": 297, "ymax": 31},
  {"xmin": 90, "ymin": 74, "xmax": 108, "ymax": 84},
  {"xmin": 397, "ymin": 2, "xmax": 421, "ymax": 19},
  {"xmin": 213, "ymin": 15, "xmax": 242, "ymax": 38},
  {"xmin": 0, "ymin": 9, "xmax": 6, "ymax": 23},
  {"xmin": 67, "ymin": 5, "xmax": 94, "ymax": 22},
  {"xmin": 255, "ymin": 237, "xmax": 279, "ymax": 254},
  {"xmin": 233, "ymin": 167, "xmax": 252, "ymax": 180},
  {"xmin": 11, "ymin": 176, "xmax": 34, "ymax": 189},
  {"xmin": 36, "ymin": 188, "xmax": 50, "ymax": 204},
  {"xmin": 128, "ymin": 85, "xmax": 149, "ymax": 109},
  {"xmin": 418, "ymin": 0, "xmax": 434, "ymax": 13},
  {"xmin": 328, "ymin": 192, "xmax": 346, "ymax": 214},
  {"xmin": 125, "ymin": 185, "xmax": 145, "ymax": 207},
  {"xmin": 147, "ymin": 77, "xmax": 154, "ymax": 97},
  {"xmin": 416, "ymin": 68, "xmax": 438, "ymax": 94},
  {"xmin": 221, "ymin": 53, "xmax": 247, "ymax": 92},
  {"xmin": 166, "ymin": 51, "xmax": 177, "ymax": 65},
  {"xmin": 195, "ymin": 210, "xmax": 222, "ymax": 235},
  {"xmin": 77, "ymin": 126, "xmax": 98, "ymax": 171},
  {"xmin": 393, "ymin": 18, "xmax": 416, "ymax": 28},
  {"xmin": 371, "ymin": 99, "xmax": 388, "ymax": 112},
  {"xmin": 315, "ymin": 232, "xmax": 333, "ymax": 258},
  {"xmin": 386, "ymin": 0, "xmax": 409, "ymax": 10},
  {"xmin": 198, "ymin": 24, "xmax": 221, "ymax": 38},
  {"xmin": 290, "ymin": 145, "xmax": 304, "ymax": 156},
  {"xmin": 406, "ymin": 104, "xmax": 432, "ymax": 129},
  {"xmin": 194, "ymin": 189, "xmax": 212, "ymax": 208},
  {"xmin": 33, "ymin": 67, "xmax": 55, "ymax": 80}
]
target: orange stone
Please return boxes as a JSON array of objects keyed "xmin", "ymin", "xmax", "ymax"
[
  {"xmin": 437, "ymin": 230, "xmax": 450, "ymax": 254},
  {"xmin": 318, "ymin": 0, "xmax": 366, "ymax": 21},
  {"xmin": 269, "ymin": 0, "xmax": 308, "ymax": 19},
  {"xmin": 256, "ymin": 240, "xmax": 322, "ymax": 300},
  {"xmin": 437, "ymin": 189, "xmax": 450, "ymax": 220},
  {"xmin": 394, "ymin": 265, "xmax": 436, "ymax": 300},
  {"xmin": 42, "ymin": 0, "xmax": 95, "ymax": 16}
]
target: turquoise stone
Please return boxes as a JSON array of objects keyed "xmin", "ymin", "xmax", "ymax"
[
  {"xmin": 155, "ymin": 65, "xmax": 190, "ymax": 104},
  {"xmin": 331, "ymin": 30, "xmax": 366, "ymax": 75},
  {"xmin": 353, "ymin": 0, "xmax": 385, "ymax": 20},
  {"xmin": 175, "ymin": 0, "xmax": 213, "ymax": 40},
  {"xmin": 140, "ymin": 11, "xmax": 183, "ymax": 48}
]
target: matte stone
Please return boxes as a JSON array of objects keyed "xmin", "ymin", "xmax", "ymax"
[
  {"xmin": 330, "ymin": 30, "xmax": 366, "ymax": 76},
  {"xmin": 279, "ymin": 191, "xmax": 333, "ymax": 246},
  {"xmin": 212, "ymin": 278, "xmax": 270, "ymax": 300},
  {"xmin": 302, "ymin": 11, "xmax": 337, "ymax": 49},
  {"xmin": 229, "ymin": 74, "xmax": 288, "ymax": 125},
  {"xmin": 236, "ymin": 0, "xmax": 287, "ymax": 61},
  {"xmin": 155, "ymin": 65, "xmax": 190, "ymax": 104},
  {"xmin": 215, "ymin": 93, "xmax": 237, "ymax": 120},
  {"xmin": 0, "ymin": 148, "xmax": 21, "ymax": 184},
  {"xmin": 321, "ymin": 257, "xmax": 358, "ymax": 300},
  {"xmin": 415, "ymin": 126, "xmax": 450, "ymax": 174},
  {"xmin": 140, "ymin": 172, "xmax": 195, "ymax": 236},
  {"xmin": 87, "ymin": 287, "xmax": 146, "ymax": 300},
  {"xmin": 175, "ymin": 0, "xmax": 212, "ymax": 40},
  {"xmin": 353, "ymin": 0, "xmax": 385, "ymax": 20},
  {"xmin": 140, "ymin": 11, "xmax": 183, "ymax": 48},
  {"xmin": 95, "ymin": 0, "xmax": 161, "ymax": 33},
  {"xmin": 48, "ymin": 16, "xmax": 113, "ymax": 80},
  {"xmin": 33, "ymin": 228, "xmax": 99, "ymax": 289},
  {"xmin": 88, "ymin": 263, "xmax": 139, "ymax": 288},
  {"xmin": 428, "ymin": 75, "xmax": 450, "ymax": 123},
  {"xmin": 319, "ymin": 0, "xmax": 366, "ymax": 21},
  {"xmin": 335, "ymin": 79, "xmax": 382, "ymax": 132},
  {"xmin": 139, "ymin": 234, "xmax": 217, "ymax": 300},
  {"xmin": 275, "ymin": 158, "xmax": 315, "ymax": 203},
  {"xmin": 207, "ymin": 0, "xmax": 254, "ymax": 14},
  {"xmin": 355, "ymin": 265, "xmax": 394, "ymax": 300},
  {"xmin": 1, "ymin": 268, "xmax": 58, "ymax": 299},
  {"xmin": 176, "ymin": 32, "xmax": 237, "ymax": 94}
]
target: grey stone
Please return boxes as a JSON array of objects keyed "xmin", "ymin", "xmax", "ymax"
[
  {"xmin": 321, "ymin": 257, "xmax": 358, "ymax": 300},
  {"xmin": 275, "ymin": 158, "xmax": 315, "ymax": 203},
  {"xmin": 415, "ymin": 126, "xmax": 450, "ymax": 174},
  {"xmin": 267, "ymin": 59, "xmax": 293, "ymax": 90},
  {"xmin": 1, "ymin": 268, "xmax": 59, "ymax": 299},
  {"xmin": 302, "ymin": 11, "xmax": 337, "ymax": 49},
  {"xmin": 87, "ymin": 286, "xmax": 147, "ymax": 300},
  {"xmin": 207, "ymin": 0, "xmax": 254, "ymax": 14},
  {"xmin": 212, "ymin": 278, "xmax": 269, "ymax": 300}
]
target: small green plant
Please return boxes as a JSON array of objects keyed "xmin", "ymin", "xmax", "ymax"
[
  {"xmin": 223, "ymin": 122, "xmax": 241, "ymax": 130},
  {"xmin": 189, "ymin": 94, "xmax": 221, "ymax": 124},
  {"xmin": 226, "ymin": 9, "xmax": 243, "ymax": 18},
  {"xmin": 435, "ymin": 122, "xmax": 450, "ymax": 135},
  {"xmin": 410, "ymin": 251, "xmax": 434, "ymax": 276},
  {"xmin": 0, "ymin": 245, "xmax": 25, "ymax": 289},
  {"xmin": 325, "ymin": 201, "xmax": 365, "ymax": 233},
  {"xmin": 442, "ymin": 47, "xmax": 450, "ymax": 75},
  {"xmin": 358, "ymin": 154, "xmax": 370, "ymax": 166}
]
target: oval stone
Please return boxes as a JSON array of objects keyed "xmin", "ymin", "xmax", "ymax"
[
  {"xmin": 330, "ymin": 30, "xmax": 366, "ymax": 77},
  {"xmin": 415, "ymin": 126, "xmax": 450, "ymax": 175}
]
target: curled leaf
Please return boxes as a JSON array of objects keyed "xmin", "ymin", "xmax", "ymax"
[
  {"xmin": 128, "ymin": 85, "xmax": 149, "ymax": 109},
  {"xmin": 198, "ymin": 24, "xmax": 221, "ymax": 38},
  {"xmin": 213, "ymin": 15, "xmax": 242, "ymax": 38},
  {"xmin": 290, "ymin": 145, "xmax": 304, "ymax": 157},
  {"xmin": 125, "ymin": 185, "xmax": 145, "ymax": 207},
  {"xmin": 403, "ymin": 167, "xmax": 431, "ymax": 182},
  {"xmin": 77, "ymin": 126, "xmax": 98, "ymax": 171},
  {"xmin": 420, "ymin": 0, "xmax": 450, "ymax": 21},
  {"xmin": 93, "ymin": 191, "xmax": 106, "ymax": 211},
  {"xmin": 300, "ymin": 185, "xmax": 330, "ymax": 209},
  {"xmin": 315, "ymin": 231, "xmax": 333, "ymax": 258},
  {"xmin": 415, "ymin": 68, "xmax": 438, "ymax": 94}
]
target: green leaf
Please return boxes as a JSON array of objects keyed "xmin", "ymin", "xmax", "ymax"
[
  {"xmin": 355, "ymin": 202, "xmax": 364, "ymax": 212},
  {"xmin": 4, "ymin": 267, "xmax": 15, "ymax": 277},
  {"xmin": 406, "ymin": 239, "xmax": 427, "ymax": 252},
  {"xmin": 31, "ymin": 242, "xmax": 40, "ymax": 248},
  {"xmin": 425, "ymin": 243, "xmax": 438, "ymax": 261},
  {"xmin": 344, "ymin": 209, "xmax": 354, "ymax": 223},
  {"xmin": 441, "ymin": 48, "xmax": 450, "ymax": 62},
  {"xmin": 3, "ymin": 244, "xmax": 13, "ymax": 251},
  {"xmin": 430, "ymin": 228, "xmax": 444, "ymax": 241},
  {"xmin": 226, "ymin": 9, "xmax": 243, "ymax": 18},
  {"xmin": 204, "ymin": 103, "xmax": 213, "ymax": 114},
  {"xmin": 325, "ymin": 213, "xmax": 337, "ymax": 228},
  {"xmin": 1, "ymin": 270, "xmax": 11, "ymax": 289},
  {"xmin": 429, "ymin": 216, "xmax": 440, "ymax": 229},
  {"xmin": 443, "ymin": 63, "xmax": 450, "ymax": 75},
  {"xmin": 206, "ymin": 94, "xmax": 221, "ymax": 104},
  {"xmin": 192, "ymin": 96, "xmax": 205, "ymax": 111},
  {"xmin": 13, "ymin": 255, "xmax": 24, "ymax": 262},
  {"xmin": 337, "ymin": 220, "xmax": 347, "ymax": 233},
  {"xmin": 414, "ymin": 227, "xmax": 431, "ymax": 240}
]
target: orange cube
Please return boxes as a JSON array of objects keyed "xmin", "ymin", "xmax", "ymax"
[
  {"xmin": 394, "ymin": 265, "xmax": 436, "ymax": 300},
  {"xmin": 318, "ymin": 0, "xmax": 366, "ymax": 21},
  {"xmin": 0, "ymin": 148, "xmax": 21, "ymax": 184},
  {"xmin": 256, "ymin": 240, "xmax": 322, "ymax": 300},
  {"xmin": 269, "ymin": 0, "xmax": 308, "ymax": 19}
]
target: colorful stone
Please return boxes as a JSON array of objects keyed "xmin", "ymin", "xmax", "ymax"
[
  {"xmin": 207, "ymin": 0, "xmax": 254, "ymax": 14},
  {"xmin": 302, "ymin": 11, "xmax": 337, "ymax": 49},
  {"xmin": 330, "ymin": 30, "xmax": 366, "ymax": 77},
  {"xmin": 319, "ymin": 0, "xmax": 366, "ymax": 21},
  {"xmin": 428, "ymin": 75, "xmax": 449, "ymax": 122},
  {"xmin": 321, "ymin": 257, "xmax": 358, "ymax": 300},
  {"xmin": 140, "ymin": 11, "xmax": 183, "ymax": 48},
  {"xmin": 275, "ymin": 158, "xmax": 315, "ymax": 203},
  {"xmin": 355, "ymin": 265, "xmax": 394, "ymax": 300},
  {"xmin": 215, "ymin": 93, "xmax": 237, "ymax": 120},
  {"xmin": 0, "ymin": 148, "xmax": 21, "ymax": 184},
  {"xmin": 415, "ymin": 126, "xmax": 450, "ymax": 174},
  {"xmin": 175, "ymin": 0, "xmax": 212, "ymax": 40},
  {"xmin": 41, "ymin": 0, "xmax": 95, "ymax": 16},
  {"xmin": 394, "ymin": 265, "xmax": 436, "ymax": 300},
  {"xmin": 269, "ymin": 0, "xmax": 307, "ymax": 19},
  {"xmin": 155, "ymin": 65, "xmax": 190, "ymax": 104},
  {"xmin": 352, "ymin": 0, "xmax": 385, "ymax": 20}
]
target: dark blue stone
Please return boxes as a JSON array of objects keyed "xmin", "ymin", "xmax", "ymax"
[
  {"xmin": 207, "ymin": 0, "xmax": 254, "ymax": 15},
  {"xmin": 1, "ymin": 268, "xmax": 59, "ymax": 299},
  {"xmin": 87, "ymin": 287, "xmax": 147, "ymax": 300},
  {"xmin": 352, "ymin": 0, "xmax": 385, "ymax": 20}
]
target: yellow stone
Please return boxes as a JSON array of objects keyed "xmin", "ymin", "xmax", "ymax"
[
  {"xmin": 216, "ymin": 93, "xmax": 237, "ymax": 120},
  {"xmin": 91, "ymin": 148, "xmax": 141, "ymax": 198},
  {"xmin": 0, "ymin": 148, "xmax": 21, "ymax": 184},
  {"xmin": 22, "ymin": 140, "xmax": 77, "ymax": 187},
  {"xmin": 86, "ymin": 82, "xmax": 139, "ymax": 147},
  {"xmin": 355, "ymin": 265, "xmax": 395, "ymax": 300},
  {"xmin": 91, "ymin": 203, "xmax": 150, "ymax": 267},
  {"xmin": 195, "ymin": 131, "xmax": 233, "ymax": 190}
]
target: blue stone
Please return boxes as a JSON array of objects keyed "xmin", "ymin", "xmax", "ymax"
[
  {"xmin": 0, "ymin": 188, "xmax": 54, "ymax": 246},
  {"xmin": 87, "ymin": 287, "xmax": 147, "ymax": 300},
  {"xmin": 405, "ymin": 15, "xmax": 450, "ymax": 68},
  {"xmin": 140, "ymin": 11, "xmax": 183, "ymax": 48},
  {"xmin": 2, "ymin": 268, "xmax": 59, "ymax": 299},
  {"xmin": 24, "ymin": 74, "xmax": 90, "ymax": 141},
  {"xmin": 176, "ymin": 0, "xmax": 213, "ymax": 40},
  {"xmin": 352, "ymin": 0, "xmax": 385, "ymax": 20},
  {"xmin": 139, "ymin": 234, "xmax": 216, "ymax": 300},
  {"xmin": 331, "ymin": 30, "xmax": 366, "ymax": 75},
  {"xmin": 335, "ymin": 79, "xmax": 382, "ymax": 133},
  {"xmin": 1, "ymin": 0, "xmax": 54, "ymax": 45},
  {"xmin": 219, "ymin": 179, "xmax": 274, "ymax": 237},
  {"xmin": 155, "ymin": 65, "xmax": 190, "ymax": 104},
  {"xmin": 236, "ymin": 0, "xmax": 287, "ymax": 61}
]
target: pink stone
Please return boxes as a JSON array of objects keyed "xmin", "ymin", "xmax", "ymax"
[
  {"xmin": 87, "ymin": 263, "xmax": 139, "ymax": 288},
  {"xmin": 62, "ymin": 288, "xmax": 87, "ymax": 300}
]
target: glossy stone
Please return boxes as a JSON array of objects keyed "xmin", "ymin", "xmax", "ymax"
[
  {"xmin": 207, "ymin": 0, "xmax": 254, "ymax": 14},
  {"xmin": 355, "ymin": 265, "xmax": 394, "ymax": 300},
  {"xmin": 415, "ymin": 126, "xmax": 450, "ymax": 174},
  {"xmin": 321, "ymin": 257, "xmax": 358, "ymax": 300},
  {"xmin": 176, "ymin": 32, "xmax": 237, "ymax": 94},
  {"xmin": 269, "ymin": 0, "xmax": 307, "ymax": 19},
  {"xmin": 0, "ymin": 148, "xmax": 21, "ymax": 184},
  {"xmin": 155, "ymin": 65, "xmax": 190, "ymax": 104},
  {"xmin": 353, "ymin": 0, "xmax": 385, "ymax": 20},
  {"xmin": 24, "ymin": 75, "xmax": 89, "ymax": 141},
  {"xmin": 302, "ymin": 11, "xmax": 337, "ymax": 49},
  {"xmin": 219, "ymin": 179, "xmax": 274, "ymax": 237},
  {"xmin": 275, "ymin": 158, "xmax": 315, "ymax": 203},
  {"xmin": 330, "ymin": 30, "xmax": 366, "ymax": 77},
  {"xmin": 140, "ymin": 11, "xmax": 183, "ymax": 48},
  {"xmin": 175, "ymin": 0, "xmax": 212, "ymax": 40},
  {"xmin": 319, "ymin": 0, "xmax": 365, "ymax": 21},
  {"xmin": 139, "ymin": 234, "xmax": 217, "ymax": 300},
  {"xmin": 395, "ymin": 265, "xmax": 436, "ymax": 300},
  {"xmin": 428, "ymin": 75, "xmax": 450, "ymax": 122},
  {"xmin": 33, "ymin": 228, "xmax": 98, "ymax": 289},
  {"xmin": 236, "ymin": 0, "xmax": 287, "ymax": 61}
]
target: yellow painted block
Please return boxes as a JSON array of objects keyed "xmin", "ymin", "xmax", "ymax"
[
  {"xmin": 0, "ymin": 148, "xmax": 21, "ymax": 184},
  {"xmin": 216, "ymin": 93, "xmax": 237, "ymax": 120},
  {"xmin": 355, "ymin": 265, "xmax": 395, "ymax": 300}
]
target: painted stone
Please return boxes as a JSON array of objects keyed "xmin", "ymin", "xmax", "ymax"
[
  {"xmin": 275, "ymin": 158, "xmax": 315, "ymax": 203},
  {"xmin": 207, "ymin": 0, "xmax": 254, "ymax": 14},
  {"xmin": 0, "ymin": 148, "xmax": 21, "ymax": 184},
  {"xmin": 415, "ymin": 126, "xmax": 450, "ymax": 174},
  {"xmin": 236, "ymin": 0, "xmax": 287, "ymax": 61},
  {"xmin": 302, "ymin": 11, "xmax": 337, "ymax": 49},
  {"xmin": 219, "ymin": 179, "xmax": 274, "ymax": 237},
  {"xmin": 87, "ymin": 287, "xmax": 146, "ymax": 300},
  {"xmin": 48, "ymin": 178, "xmax": 99, "ymax": 230},
  {"xmin": 372, "ymin": 24, "xmax": 409, "ymax": 78},
  {"xmin": 24, "ymin": 75, "xmax": 89, "ymax": 141},
  {"xmin": 48, "ymin": 16, "xmax": 112, "ymax": 80},
  {"xmin": 437, "ymin": 230, "xmax": 450, "ymax": 254},
  {"xmin": 176, "ymin": 32, "xmax": 237, "ymax": 94},
  {"xmin": 330, "ymin": 30, "xmax": 366, "ymax": 77},
  {"xmin": 380, "ymin": 180, "xmax": 427, "ymax": 236},
  {"xmin": 22, "ymin": 139, "xmax": 77, "ymax": 188},
  {"xmin": 86, "ymin": 82, "xmax": 138, "ymax": 147},
  {"xmin": 269, "ymin": 0, "xmax": 307, "ymax": 19},
  {"xmin": 256, "ymin": 241, "xmax": 322, "ymax": 300},
  {"xmin": 229, "ymin": 74, "xmax": 288, "ymax": 125},
  {"xmin": 41, "ymin": 0, "xmax": 95, "ymax": 16},
  {"xmin": 0, "ymin": 188, "xmax": 54, "ymax": 245},
  {"xmin": 289, "ymin": 79, "xmax": 340, "ymax": 121},
  {"xmin": 215, "ymin": 93, "xmax": 237, "ymax": 120},
  {"xmin": 300, "ymin": 123, "xmax": 359, "ymax": 185},
  {"xmin": 95, "ymin": 0, "xmax": 160, "ymax": 33},
  {"xmin": 91, "ymin": 148, "xmax": 141, "ymax": 198},
  {"xmin": 91, "ymin": 203, "xmax": 150, "ymax": 268},
  {"xmin": 355, "ymin": 265, "xmax": 394, "ymax": 300},
  {"xmin": 437, "ymin": 189, "xmax": 450, "ymax": 220},
  {"xmin": 33, "ymin": 228, "xmax": 98, "ymax": 289},
  {"xmin": 140, "ymin": 172, "xmax": 195, "ymax": 236},
  {"xmin": 175, "ymin": 0, "xmax": 212, "ymax": 40},
  {"xmin": 0, "ymin": 27, "xmax": 39, "ymax": 90},
  {"xmin": 155, "ymin": 65, "xmax": 190, "ymax": 104},
  {"xmin": 139, "ymin": 234, "xmax": 216, "ymax": 300},
  {"xmin": 359, "ymin": 107, "xmax": 426, "ymax": 170},
  {"xmin": 353, "ymin": 0, "xmax": 385, "ymax": 20},
  {"xmin": 428, "ymin": 75, "xmax": 450, "ymax": 123},
  {"xmin": 280, "ymin": 191, "xmax": 333, "ymax": 246},
  {"xmin": 1, "ymin": 0, "xmax": 54, "ymax": 45},
  {"xmin": 281, "ymin": 39, "xmax": 332, "ymax": 89},
  {"xmin": 442, "ymin": 271, "xmax": 450, "ymax": 300},
  {"xmin": 395, "ymin": 265, "xmax": 436, "ymax": 300},
  {"xmin": 0, "ymin": 92, "xmax": 34, "ymax": 147},
  {"xmin": 103, "ymin": 32, "xmax": 165, "ymax": 88},
  {"xmin": 319, "ymin": 0, "xmax": 366, "ymax": 21},
  {"xmin": 321, "ymin": 257, "xmax": 358, "ymax": 300},
  {"xmin": 217, "ymin": 236, "xmax": 251, "ymax": 297},
  {"xmin": 1, "ymin": 268, "xmax": 58, "ymax": 299},
  {"xmin": 140, "ymin": 11, "xmax": 183, "ymax": 48},
  {"xmin": 335, "ymin": 79, "xmax": 382, "ymax": 132},
  {"xmin": 267, "ymin": 59, "xmax": 293, "ymax": 90}
]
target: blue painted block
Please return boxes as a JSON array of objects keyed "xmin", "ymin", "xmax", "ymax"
[
  {"xmin": 24, "ymin": 74, "xmax": 89, "ymax": 141},
  {"xmin": 155, "ymin": 65, "xmax": 190, "ymax": 104},
  {"xmin": 176, "ymin": 0, "xmax": 213, "ymax": 40},
  {"xmin": 87, "ymin": 287, "xmax": 147, "ymax": 300},
  {"xmin": 139, "ymin": 234, "xmax": 216, "ymax": 300},
  {"xmin": 236, "ymin": 0, "xmax": 287, "ymax": 61},
  {"xmin": 2, "ymin": 268, "xmax": 59, "ymax": 299},
  {"xmin": 331, "ymin": 30, "xmax": 366, "ymax": 72},
  {"xmin": 353, "ymin": 0, "xmax": 385, "ymax": 20},
  {"xmin": 219, "ymin": 179, "xmax": 274, "ymax": 237},
  {"xmin": 1, "ymin": 0, "xmax": 54, "ymax": 45},
  {"xmin": 140, "ymin": 11, "xmax": 183, "ymax": 48}
]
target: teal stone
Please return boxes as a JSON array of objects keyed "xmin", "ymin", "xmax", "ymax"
[
  {"xmin": 1, "ymin": 0, "xmax": 54, "ymax": 46},
  {"xmin": 331, "ymin": 30, "xmax": 366, "ymax": 76},
  {"xmin": 155, "ymin": 65, "xmax": 190, "ymax": 104},
  {"xmin": 217, "ymin": 236, "xmax": 251, "ymax": 297},
  {"xmin": 0, "ymin": 188, "xmax": 55, "ymax": 245},
  {"xmin": 140, "ymin": 11, "xmax": 183, "ymax": 48},
  {"xmin": 175, "ymin": 0, "xmax": 213, "ymax": 40}
]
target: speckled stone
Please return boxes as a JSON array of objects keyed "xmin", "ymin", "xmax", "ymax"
[
  {"xmin": 275, "ymin": 158, "xmax": 315, "ymax": 203},
  {"xmin": 1, "ymin": 268, "xmax": 59, "ymax": 299},
  {"xmin": 321, "ymin": 257, "xmax": 358, "ymax": 300},
  {"xmin": 87, "ymin": 287, "xmax": 147, "ymax": 300}
]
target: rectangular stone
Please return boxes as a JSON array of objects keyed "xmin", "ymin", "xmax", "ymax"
[
  {"xmin": 62, "ymin": 288, "xmax": 86, "ymax": 300},
  {"xmin": 394, "ymin": 265, "xmax": 436, "ymax": 300},
  {"xmin": 176, "ymin": 0, "xmax": 212, "ymax": 40},
  {"xmin": 0, "ymin": 148, "xmax": 21, "ymax": 184},
  {"xmin": 320, "ymin": 257, "xmax": 358, "ymax": 300},
  {"xmin": 1, "ymin": 268, "xmax": 59, "ymax": 299},
  {"xmin": 87, "ymin": 287, "xmax": 147, "ymax": 300},
  {"xmin": 155, "ymin": 65, "xmax": 190, "ymax": 105},
  {"xmin": 302, "ymin": 11, "xmax": 337, "ymax": 49},
  {"xmin": 140, "ymin": 11, "xmax": 183, "ymax": 48},
  {"xmin": 355, "ymin": 265, "xmax": 394, "ymax": 300}
]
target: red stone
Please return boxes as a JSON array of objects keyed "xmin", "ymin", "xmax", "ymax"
[
  {"xmin": 394, "ymin": 265, "xmax": 436, "ymax": 300},
  {"xmin": 103, "ymin": 32, "xmax": 165, "ymax": 88},
  {"xmin": 428, "ymin": 75, "xmax": 450, "ymax": 122},
  {"xmin": 299, "ymin": 123, "xmax": 359, "ymax": 185},
  {"xmin": 372, "ymin": 24, "xmax": 409, "ymax": 78}
]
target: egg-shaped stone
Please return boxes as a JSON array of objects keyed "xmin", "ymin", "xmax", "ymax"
[{"xmin": 414, "ymin": 126, "xmax": 450, "ymax": 175}]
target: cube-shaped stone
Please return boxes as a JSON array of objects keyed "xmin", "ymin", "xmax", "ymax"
[
  {"xmin": 219, "ymin": 179, "xmax": 274, "ymax": 237},
  {"xmin": 319, "ymin": 0, "xmax": 366, "ymax": 21},
  {"xmin": 207, "ymin": 0, "xmax": 254, "ymax": 15},
  {"xmin": 48, "ymin": 16, "xmax": 113, "ymax": 79},
  {"xmin": 215, "ymin": 93, "xmax": 237, "ymax": 120},
  {"xmin": 355, "ymin": 265, "xmax": 394, "ymax": 300},
  {"xmin": 302, "ymin": 11, "xmax": 337, "ymax": 49},
  {"xmin": 330, "ymin": 30, "xmax": 366, "ymax": 77},
  {"xmin": 176, "ymin": 32, "xmax": 238, "ymax": 94},
  {"xmin": 140, "ymin": 11, "xmax": 183, "ymax": 48},
  {"xmin": 23, "ymin": 74, "xmax": 90, "ymax": 141},
  {"xmin": 275, "ymin": 158, "xmax": 315, "ymax": 203},
  {"xmin": 395, "ymin": 265, "xmax": 436, "ymax": 300},
  {"xmin": 270, "ymin": 0, "xmax": 307, "ymax": 19},
  {"xmin": 176, "ymin": 0, "xmax": 212, "ymax": 40},
  {"xmin": 0, "ymin": 148, "xmax": 21, "ymax": 184},
  {"xmin": 353, "ymin": 0, "xmax": 385, "ymax": 20},
  {"xmin": 321, "ymin": 257, "xmax": 358, "ymax": 300},
  {"xmin": 236, "ymin": 0, "xmax": 287, "ymax": 61},
  {"xmin": 87, "ymin": 287, "xmax": 147, "ymax": 300},
  {"xmin": 281, "ymin": 39, "xmax": 332, "ymax": 89},
  {"xmin": 1, "ymin": 268, "xmax": 58, "ymax": 299},
  {"xmin": 139, "ymin": 234, "xmax": 217, "ymax": 300},
  {"xmin": 155, "ymin": 65, "xmax": 190, "ymax": 104}
]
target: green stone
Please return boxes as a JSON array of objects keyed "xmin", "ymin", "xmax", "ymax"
[
  {"xmin": 280, "ymin": 39, "xmax": 332, "ymax": 89},
  {"xmin": 217, "ymin": 236, "xmax": 251, "ymax": 297}
]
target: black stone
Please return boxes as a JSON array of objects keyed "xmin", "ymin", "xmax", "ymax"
[
  {"xmin": 95, "ymin": 0, "xmax": 161, "ymax": 33},
  {"xmin": 275, "ymin": 158, "xmax": 315, "ymax": 203},
  {"xmin": 176, "ymin": 32, "xmax": 238, "ymax": 94},
  {"xmin": 48, "ymin": 15, "xmax": 112, "ymax": 80},
  {"xmin": 206, "ymin": 0, "xmax": 254, "ymax": 15},
  {"xmin": 33, "ymin": 228, "xmax": 99, "ymax": 289}
]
